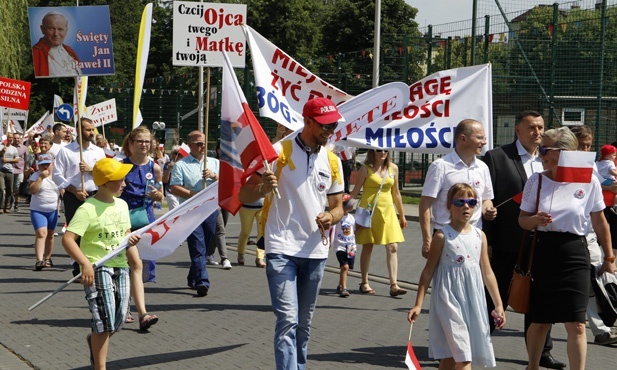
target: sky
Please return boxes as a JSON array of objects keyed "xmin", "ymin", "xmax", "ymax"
[
  {"xmin": 406, "ymin": 1, "xmax": 598, "ymax": 27},
  {"xmin": 407, "ymin": 0, "xmax": 475, "ymax": 27}
]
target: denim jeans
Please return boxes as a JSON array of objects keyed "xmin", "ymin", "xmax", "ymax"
[
  {"xmin": 186, "ymin": 211, "xmax": 217, "ymax": 288},
  {"xmin": 266, "ymin": 253, "xmax": 327, "ymax": 370}
]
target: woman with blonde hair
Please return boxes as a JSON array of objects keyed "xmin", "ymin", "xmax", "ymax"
[
  {"xmin": 350, "ymin": 149, "xmax": 407, "ymax": 296},
  {"xmin": 119, "ymin": 126, "xmax": 163, "ymax": 331},
  {"xmin": 519, "ymin": 127, "xmax": 616, "ymax": 370}
]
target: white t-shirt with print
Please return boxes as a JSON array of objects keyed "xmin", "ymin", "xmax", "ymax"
[{"xmin": 265, "ymin": 135, "xmax": 344, "ymax": 259}]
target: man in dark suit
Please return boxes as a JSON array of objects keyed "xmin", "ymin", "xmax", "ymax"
[{"xmin": 482, "ymin": 110, "xmax": 566, "ymax": 369}]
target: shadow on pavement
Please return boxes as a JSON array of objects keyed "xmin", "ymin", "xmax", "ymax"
[{"xmin": 69, "ymin": 344, "xmax": 246, "ymax": 370}]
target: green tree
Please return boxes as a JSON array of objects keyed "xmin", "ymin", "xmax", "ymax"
[
  {"xmin": 0, "ymin": 0, "xmax": 29, "ymax": 79},
  {"xmin": 319, "ymin": 0, "xmax": 423, "ymax": 94}
]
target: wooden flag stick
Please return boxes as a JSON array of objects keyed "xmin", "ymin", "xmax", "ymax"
[{"xmin": 262, "ymin": 160, "xmax": 280, "ymax": 199}]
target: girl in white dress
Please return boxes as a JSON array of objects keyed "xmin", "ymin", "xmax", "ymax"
[{"xmin": 408, "ymin": 183, "xmax": 506, "ymax": 369}]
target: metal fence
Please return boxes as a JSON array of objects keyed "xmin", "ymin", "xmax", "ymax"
[{"xmin": 90, "ymin": 0, "xmax": 617, "ymax": 188}]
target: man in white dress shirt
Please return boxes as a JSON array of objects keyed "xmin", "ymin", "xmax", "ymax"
[
  {"xmin": 52, "ymin": 117, "xmax": 104, "ymax": 275},
  {"xmin": 419, "ymin": 119, "xmax": 496, "ymax": 258}
]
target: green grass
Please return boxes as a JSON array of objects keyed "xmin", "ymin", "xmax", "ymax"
[{"xmin": 401, "ymin": 195, "xmax": 420, "ymax": 205}]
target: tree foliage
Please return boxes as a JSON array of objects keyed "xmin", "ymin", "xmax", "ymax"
[
  {"xmin": 0, "ymin": 0, "xmax": 29, "ymax": 79},
  {"xmin": 4, "ymin": 0, "xmax": 422, "ymax": 127}
]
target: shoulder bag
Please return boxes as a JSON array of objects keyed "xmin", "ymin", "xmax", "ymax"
[
  {"xmin": 355, "ymin": 165, "xmax": 387, "ymax": 229},
  {"xmin": 129, "ymin": 160, "xmax": 153, "ymax": 229},
  {"xmin": 507, "ymin": 174, "xmax": 542, "ymax": 314}
]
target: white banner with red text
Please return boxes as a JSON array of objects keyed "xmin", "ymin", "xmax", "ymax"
[
  {"xmin": 243, "ymin": 25, "xmax": 351, "ymax": 131},
  {"xmin": 95, "ymin": 183, "xmax": 220, "ymax": 265},
  {"xmin": 343, "ymin": 64, "xmax": 493, "ymax": 154}
]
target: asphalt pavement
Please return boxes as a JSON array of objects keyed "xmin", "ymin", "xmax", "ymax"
[{"xmin": 0, "ymin": 203, "xmax": 616, "ymax": 369}]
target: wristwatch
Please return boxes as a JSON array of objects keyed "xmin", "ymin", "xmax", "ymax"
[{"xmin": 605, "ymin": 255, "xmax": 616, "ymax": 263}]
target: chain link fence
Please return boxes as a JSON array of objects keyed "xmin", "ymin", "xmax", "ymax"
[{"xmin": 90, "ymin": 0, "xmax": 617, "ymax": 188}]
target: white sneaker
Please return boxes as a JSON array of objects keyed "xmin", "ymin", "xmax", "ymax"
[
  {"xmin": 222, "ymin": 258, "xmax": 232, "ymax": 270},
  {"xmin": 206, "ymin": 255, "xmax": 219, "ymax": 265}
]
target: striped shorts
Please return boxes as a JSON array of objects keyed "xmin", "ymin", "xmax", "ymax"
[{"xmin": 84, "ymin": 266, "xmax": 130, "ymax": 334}]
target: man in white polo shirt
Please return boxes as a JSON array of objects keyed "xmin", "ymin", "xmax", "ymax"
[
  {"xmin": 52, "ymin": 117, "xmax": 104, "ymax": 276},
  {"xmin": 419, "ymin": 118, "xmax": 496, "ymax": 258},
  {"xmin": 239, "ymin": 97, "xmax": 345, "ymax": 370}
]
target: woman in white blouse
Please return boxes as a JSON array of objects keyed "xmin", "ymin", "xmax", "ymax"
[{"xmin": 519, "ymin": 127, "xmax": 616, "ymax": 370}]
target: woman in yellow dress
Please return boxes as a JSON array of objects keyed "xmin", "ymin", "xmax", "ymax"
[{"xmin": 350, "ymin": 149, "xmax": 407, "ymax": 296}]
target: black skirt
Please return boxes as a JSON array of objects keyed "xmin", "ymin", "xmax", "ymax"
[{"xmin": 530, "ymin": 231, "xmax": 590, "ymax": 323}]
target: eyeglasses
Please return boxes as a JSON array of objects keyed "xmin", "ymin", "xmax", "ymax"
[
  {"xmin": 320, "ymin": 122, "xmax": 338, "ymax": 132},
  {"xmin": 374, "ymin": 149, "xmax": 388, "ymax": 153},
  {"xmin": 538, "ymin": 146, "xmax": 563, "ymax": 156},
  {"xmin": 451, "ymin": 198, "xmax": 478, "ymax": 207},
  {"xmin": 191, "ymin": 142, "xmax": 206, "ymax": 147},
  {"xmin": 132, "ymin": 139, "xmax": 151, "ymax": 145}
]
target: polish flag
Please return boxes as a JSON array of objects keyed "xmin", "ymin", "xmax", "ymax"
[
  {"xmin": 104, "ymin": 147, "xmax": 116, "ymax": 158},
  {"xmin": 178, "ymin": 143, "xmax": 191, "ymax": 158},
  {"xmin": 218, "ymin": 51, "xmax": 278, "ymax": 215},
  {"xmin": 405, "ymin": 340, "xmax": 422, "ymax": 370},
  {"xmin": 555, "ymin": 151, "xmax": 595, "ymax": 183}
]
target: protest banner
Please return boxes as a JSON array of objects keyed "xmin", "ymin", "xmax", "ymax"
[
  {"xmin": 1, "ymin": 107, "xmax": 28, "ymax": 122},
  {"xmin": 28, "ymin": 6, "xmax": 115, "ymax": 78},
  {"xmin": 25, "ymin": 111, "xmax": 54, "ymax": 136},
  {"xmin": 29, "ymin": 182, "xmax": 220, "ymax": 310},
  {"xmin": 0, "ymin": 77, "xmax": 31, "ymax": 111},
  {"xmin": 243, "ymin": 25, "xmax": 351, "ymax": 131},
  {"xmin": 343, "ymin": 64, "xmax": 493, "ymax": 154},
  {"xmin": 331, "ymin": 82, "xmax": 410, "ymax": 144},
  {"xmin": 86, "ymin": 98, "xmax": 117, "ymax": 127},
  {"xmin": 173, "ymin": 1, "xmax": 246, "ymax": 68}
]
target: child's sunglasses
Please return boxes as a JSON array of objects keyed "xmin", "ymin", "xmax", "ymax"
[{"xmin": 451, "ymin": 198, "xmax": 478, "ymax": 207}]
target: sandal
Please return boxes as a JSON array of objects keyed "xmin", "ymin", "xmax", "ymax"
[
  {"xmin": 359, "ymin": 283, "xmax": 375, "ymax": 294},
  {"xmin": 339, "ymin": 288, "xmax": 350, "ymax": 298},
  {"xmin": 44, "ymin": 259, "xmax": 53, "ymax": 268},
  {"xmin": 139, "ymin": 313, "xmax": 159, "ymax": 331},
  {"xmin": 389, "ymin": 284, "xmax": 407, "ymax": 297},
  {"xmin": 34, "ymin": 260, "xmax": 45, "ymax": 271},
  {"xmin": 125, "ymin": 311, "xmax": 135, "ymax": 323}
]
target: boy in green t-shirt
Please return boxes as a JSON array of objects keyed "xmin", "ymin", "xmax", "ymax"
[{"xmin": 62, "ymin": 158, "xmax": 141, "ymax": 368}]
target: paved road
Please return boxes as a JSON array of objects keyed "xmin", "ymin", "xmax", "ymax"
[{"xmin": 0, "ymin": 203, "xmax": 615, "ymax": 369}]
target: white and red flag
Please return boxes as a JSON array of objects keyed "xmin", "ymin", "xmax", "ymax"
[
  {"xmin": 219, "ymin": 51, "xmax": 278, "ymax": 215},
  {"xmin": 555, "ymin": 151, "xmax": 595, "ymax": 183},
  {"xmin": 178, "ymin": 143, "xmax": 191, "ymax": 158},
  {"xmin": 104, "ymin": 147, "xmax": 116, "ymax": 158},
  {"xmin": 405, "ymin": 340, "xmax": 422, "ymax": 370}
]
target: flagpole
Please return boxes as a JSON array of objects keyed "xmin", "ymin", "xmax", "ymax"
[
  {"xmin": 408, "ymin": 322, "xmax": 413, "ymax": 341},
  {"xmin": 101, "ymin": 117, "xmax": 106, "ymax": 142},
  {"xmin": 203, "ymin": 67, "xmax": 211, "ymax": 189},
  {"xmin": 495, "ymin": 197, "xmax": 513, "ymax": 208},
  {"xmin": 75, "ymin": 77, "xmax": 85, "ymax": 192},
  {"xmin": 29, "ymin": 274, "xmax": 82, "ymax": 311},
  {"xmin": 261, "ymin": 160, "xmax": 280, "ymax": 198}
]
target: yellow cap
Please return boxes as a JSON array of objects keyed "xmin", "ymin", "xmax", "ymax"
[{"xmin": 93, "ymin": 158, "xmax": 133, "ymax": 186}]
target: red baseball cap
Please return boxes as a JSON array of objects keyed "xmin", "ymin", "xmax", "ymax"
[
  {"xmin": 601, "ymin": 144, "xmax": 617, "ymax": 158},
  {"xmin": 302, "ymin": 97, "xmax": 343, "ymax": 124}
]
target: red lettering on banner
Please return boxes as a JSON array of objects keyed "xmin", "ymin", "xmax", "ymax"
[
  {"xmin": 333, "ymin": 96, "xmax": 398, "ymax": 141},
  {"xmin": 408, "ymin": 76, "xmax": 452, "ymax": 103},
  {"xmin": 146, "ymin": 216, "xmax": 179, "ymax": 245}
]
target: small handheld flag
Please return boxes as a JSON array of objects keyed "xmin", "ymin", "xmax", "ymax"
[
  {"xmin": 555, "ymin": 151, "xmax": 595, "ymax": 183},
  {"xmin": 405, "ymin": 323, "xmax": 422, "ymax": 370}
]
